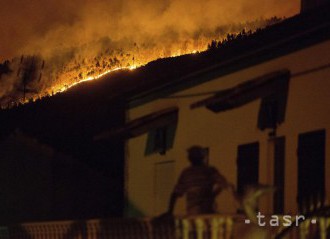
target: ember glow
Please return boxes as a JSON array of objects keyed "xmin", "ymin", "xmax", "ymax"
[
  {"xmin": 45, "ymin": 44, "xmax": 204, "ymax": 96},
  {"xmin": 55, "ymin": 45, "xmax": 202, "ymax": 93},
  {"xmin": 57, "ymin": 65, "xmax": 137, "ymax": 93}
]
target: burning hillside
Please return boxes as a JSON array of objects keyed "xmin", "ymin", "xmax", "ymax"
[
  {"xmin": 0, "ymin": 18, "xmax": 284, "ymax": 108},
  {"xmin": 0, "ymin": 0, "xmax": 299, "ymax": 108},
  {"xmin": 0, "ymin": 0, "xmax": 299, "ymax": 107}
]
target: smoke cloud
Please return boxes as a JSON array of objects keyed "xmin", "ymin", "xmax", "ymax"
[
  {"xmin": 0, "ymin": 0, "xmax": 299, "ymax": 104},
  {"xmin": 0, "ymin": 0, "xmax": 299, "ymax": 60}
]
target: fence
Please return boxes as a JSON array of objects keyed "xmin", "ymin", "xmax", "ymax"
[{"xmin": 0, "ymin": 214, "xmax": 329, "ymax": 239}]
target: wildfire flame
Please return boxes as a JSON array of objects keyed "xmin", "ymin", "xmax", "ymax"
[
  {"xmin": 55, "ymin": 49, "xmax": 201, "ymax": 93},
  {"xmin": 48, "ymin": 44, "xmax": 207, "ymax": 100},
  {"xmin": 0, "ymin": 17, "xmax": 282, "ymax": 108},
  {"xmin": 57, "ymin": 65, "xmax": 137, "ymax": 93}
]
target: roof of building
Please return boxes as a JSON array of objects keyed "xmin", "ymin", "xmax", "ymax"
[
  {"xmin": 2, "ymin": 5, "xmax": 330, "ymax": 114},
  {"xmin": 0, "ymin": 4, "xmax": 329, "ymax": 152},
  {"xmin": 127, "ymin": 5, "xmax": 330, "ymax": 108}
]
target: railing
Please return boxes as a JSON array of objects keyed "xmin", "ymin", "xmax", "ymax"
[{"xmin": 0, "ymin": 214, "xmax": 329, "ymax": 239}]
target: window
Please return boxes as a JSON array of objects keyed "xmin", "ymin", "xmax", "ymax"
[
  {"xmin": 145, "ymin": 122, "xmax": 177, "ymax": 155},
  {"xmin": 237, "ymin": 142, "xmax": 259, "ymax": 197},
  {"xmin": 297, "ymin": 129, "xmax": 325, "ymax": 213},
  {"xmin": 257, "ymin": 82, "xmax": 289, "ymax": 131}
]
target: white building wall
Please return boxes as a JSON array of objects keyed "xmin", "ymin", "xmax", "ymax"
[{"xmin": 125, "ymin": 40, "xmax": 330, "ymax": 217}]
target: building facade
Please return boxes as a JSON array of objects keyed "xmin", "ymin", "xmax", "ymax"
[{"xmin": 122, "ymin": 11, "xmax": 330, "ymax": 217}]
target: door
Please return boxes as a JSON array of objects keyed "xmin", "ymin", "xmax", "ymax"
[
  {"xmin": 297, "ymin": 129, "xmax": 325, "ymax": 212},
  {"xmin": 154, "ymin": 161, "xmax": 176, "ymax": 215},
  {"xmin": 237, "ymin": 142, "xmax": 259, "ymax": 197}
]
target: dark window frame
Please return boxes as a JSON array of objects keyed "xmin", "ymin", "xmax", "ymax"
[
  {"xmin": 273, "ymin": 136, "xmax": 285, "ymax": 214},
  {"xmin": 297, "ymin": 129, "xmax": 326, "ymax": 213},
  {"xmin": 236, "ymin": 142, "xmax": 260, "ymax": 197},
  {"xmin": 145, "ymin": 120, "xmax": 177, "ymax": 156}
]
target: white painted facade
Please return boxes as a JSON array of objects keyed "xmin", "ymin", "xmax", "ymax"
[{"xmin": 125, "ymin": 40, "xmax": 330, "ymax": 217}]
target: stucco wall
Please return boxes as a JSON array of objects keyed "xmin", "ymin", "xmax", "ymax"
[{"xmin": 125, "ymin": 40, "xmax": 330, "ymax": 217}]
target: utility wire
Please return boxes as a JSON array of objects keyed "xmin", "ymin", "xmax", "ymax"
[{"xmin": 162, "ymin": 63, "xmax": 330, "ymax": 99}]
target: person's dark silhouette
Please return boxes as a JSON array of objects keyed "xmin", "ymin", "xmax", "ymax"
[{"xmin": 164, "ymin": 145, "xmax": 233, "ymax": 216}]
